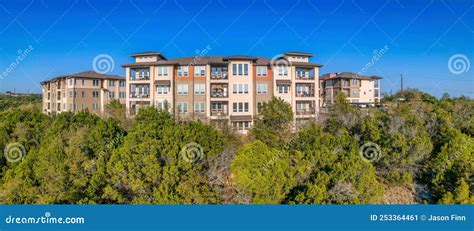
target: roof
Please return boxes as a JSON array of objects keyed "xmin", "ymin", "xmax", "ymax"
[
  {"xmin": 284, "ymin": 51, "xmax": 314, "ymax": 57},
  {"xmin": 121, "ymin": 55, "xmax": 322, "ymax": 67},
  {"xmin": 130, "ymin": 51, "xmax": 167, "ymax": 60},
  {"xmin": 41, "ymin": 71, "xmax": 125, "ymax": 84},
  {"xmin": 320, "ymin": 72, "xmax": 382, "ymax": 80}
]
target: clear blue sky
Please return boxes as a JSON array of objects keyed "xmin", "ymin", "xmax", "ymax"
[{"xmin": 0, "ymin": 0, "xmax": 472, "ymax": 97}]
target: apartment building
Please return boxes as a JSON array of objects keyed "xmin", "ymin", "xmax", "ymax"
[
  {"xmin": 319, "ymin": 72, "xmax": 381, "ymax": 107},
  {"xmin": 121, "ymin": 51, "xmax": 322, "ymax": 133},
  {"xmin": 41, "ymin": 71, "xmax": 126, "ymax": 115}
]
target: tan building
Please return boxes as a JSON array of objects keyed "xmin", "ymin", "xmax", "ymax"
[
  {"xmin": 320, "ymin": 72, "xmax": 381, "ymax": 107},
  {"xmin": 41, "ymin": 71, "xmax": 126, "ymax": 115},
  {"xmin": 121, "ymin": 51, "xmax": 322, "ymax": 133}
]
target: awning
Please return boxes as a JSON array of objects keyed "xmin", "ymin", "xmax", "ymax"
[
  {"xmin": 230, "ymin": 115, "xmax": 252, "ymax": 121},
  {"xmin": 276, "ymin": 80, "xmax": 292, "ymax": 85},
  {"xmin": 154, "ymin": 80, "xmax": 171, "ymax": 85}
]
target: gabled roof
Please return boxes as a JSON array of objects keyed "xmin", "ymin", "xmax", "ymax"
[{"xmin": 41, "ymin": 71, "xmax": 124, "ymax": 84}]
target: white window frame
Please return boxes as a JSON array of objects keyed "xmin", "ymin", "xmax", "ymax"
[
  {"xmin": 194, "ymin": 84, "xmax": 205, "ymax": 95},
  {"xmin": 177, "ymin": 102, "xmax": 188, "ymax": 113},
  {"xmin": 257, "ymin": 66, "xmax": 267, "ymax": 76},
  {"xmin": 156, "ymin": 85, "xmax": 169, "ymax": 95},
  {"xmin": 177, "ymin": 66, "xmax": 189, "ymax": 77},
  {"xmin": 177, "ymin": 84, "xmax": 188, "ymax": 95},
  {"xmin": 256, "ymin": 84, "xmax": 268, "ymax": 94},
  {"xmin": 194, "ymin": 102, "xmax": 205, "ymax": 113},
  {"xmin": 194, "ymin": 66, "xmax": 206, "ymax": 77}
]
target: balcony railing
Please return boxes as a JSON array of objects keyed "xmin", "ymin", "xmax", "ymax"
[
  {"xmin": 211, "ymin": 91, "xmax": 228, "ymax": 98},
  {"xmin": 211, "ymin": 109, "xmax": 228, "ymax": 116},
  {"xmin": 296, "ymin": 73, "xmax": 315, "ymax": 80},
  {"xmin": 129, "ymin": 92, "xmax": 150, "ymax": 98},
  {"xmin": 211, "ymin": 72, "xmax": 229, "ymax": 80},
  {"xmin": 296, "ymin": 108, "xmax": 315, "ymax": 115},
  {"xmin": 130, "ymin": 74, "xmax": 150, "ymax": 81},
  {"xmin": 296, "ymin": 91, "xmax": 315, "ymax": 97}
]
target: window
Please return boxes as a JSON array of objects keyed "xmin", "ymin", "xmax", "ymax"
[
  {"xmin": 69, "ymin": 79, "xmax": 73, "ymax": 86},
  {"xmin": 177, "ymin": 84, "xmax": 188, "ymax": 95},
  {"xmin": 374, "ymin": 89, "xmax": 379, "ymax": 97},
  {"xmin": 232, "ymin": 121, "xmax": 251, "ymax": 131},
  {"xmin": 278, "ymin": 85, "xmax": 290, "ymax": 93},
  {"xmin": 232, "ymin": 102, "xmax": 249, "ymax": 112},
  {"xmin": 119, "ymin": 92, "xmax": 126, "ymax": 98},
  {"xmin": 156, "ymin": 101, "xmax": 166, "ymax": 110},
  {"xmin": 351, "ymin": 89, "xmax": 359, "ymax": 97},
  {"xmin": 82, "ymin": 91, "xmax": 85, "ymax": 98},
  {"xmin": 47, "ymin": 102, "xmax": 50, "ymax": 110},
  {"xmin": 47, "ymin": 92, "xmax": 50, "ymax": 100},
  {"xmin": 374, "ymin": 80, "xmax": 379, "ymax": 88},
  {"xmin": 278, "ymin": 66, "xmax": 288, "ymax": 76},
  {"xmin": 69, "ymin": 90, "xmax": 73, "ymax": 97},
  {"xmin": 352, "ymin": 79, "xmax": 359, "ymax": 85},
  {"xmin": 232, "ymin": 84, "xmax": 248, "ymax": 94},
  {"xmin": 156, "ymin": 85, "xmax": 169, "ymax": 94},
  {"xmin": 194, "ymin": 66, "xmax": 206, "ymax": 76},
  {"xmin": 93, "ymin": 103, "xmax": 99, "ymax": 110},
  {"xmin": 57, "ymin": 91, "xmax": 61, "ymax": 100},
  {"xmin": 256, "ymin": 84, "xmax": 268, "ymax": 94},
  {"xmin": 109, "ymin": 80, "xmax": 115, "ymax": 87},
  {"xmin": 232, "ymin": 63, "xmax": 249, "ymax": 76},
  {"xmin": 177, "ymin": 66, "xmax": 189, "ymax": 77},
  {"xmin": 257, "ymin": 66, "xmax": 267, "ymax": 76},
  {"xmin": 92, "ymin": 91, "xmax": 99, "ymax": 98},
  {"xmin": 93, "ymin": 79, "xmax": 100, "ymax": 86},
  {"xmin": 57, "ymin": 103, "xmax": 61, "ymax": 111},
  {"xmin": 194, "ymin": 84, "xmax": 205, "ymax": 95},
  {"xmin": 157, "ymin": 66, "xmax": 168, "ymax": 76},
  {"xmin": 194, "ymin": 102, "xmax": 205, "ymax": 113},
  {"xmin": 119, "ymin": 80, "xmax": 125, "ymax": 87},
  {"xmin": 177, "ymin": 102, "xmax": 188, "ymax": 113},
  {"xmin": 109, "ymin": 92, "xmax": 115, "ymax": 98},
  {"xmin": 82, "ymin": 79, "xmax": 85, "ymax": 85},
  {"xmin": 74, "ymin": 90, "xmax": 77, "ymax": 98}
]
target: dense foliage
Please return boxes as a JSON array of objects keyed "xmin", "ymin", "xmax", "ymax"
[{"xmin": 0, "ymin": 90, "xmax": 472, "ymax": 204}]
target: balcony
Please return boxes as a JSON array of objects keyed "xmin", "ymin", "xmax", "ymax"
[
  {"xmin": 211, "ymin": 83, "xmax": 228, "ymax": 98},
  {"xmin": 211, "ymin": 66, "xmax": 229, "ymax": 80},
  {"xmin": 296, "ymin": 83, "xmax": 315, "ymax": 97},
  {"xmin": 211, "ymin": 102, "xmax": 228, "ymax": 116},
  {"xmin": 130, "ymin": 68, "xmax": 150, "ymax": 81},
  {"xmin": 295, "ymin": 68, "xmax": 315, "ymax": 80},
  {"xmin": 296, "ymin": 101, "xmax": 315, "ymax": 115},
  {"xmin": 130, "ymin": 84, "xmax": 150, "ymax": 98}
]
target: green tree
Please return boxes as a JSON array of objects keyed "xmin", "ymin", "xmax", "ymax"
[{"xmin": 249, "ymin": 97, "xmax": 293, "ymax": 146}]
